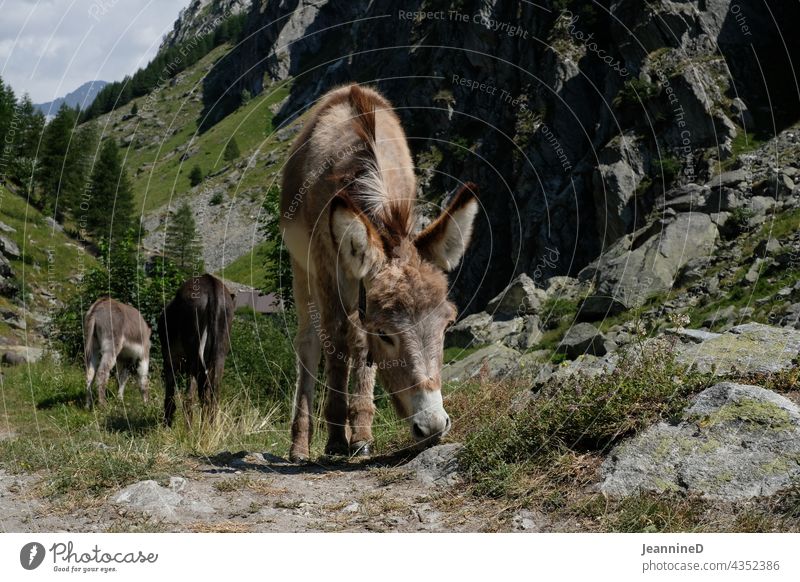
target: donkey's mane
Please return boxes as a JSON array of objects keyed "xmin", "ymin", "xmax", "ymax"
[{"xmin": 345, "ymin": 85, "xmax": 414, "ymax": 242}]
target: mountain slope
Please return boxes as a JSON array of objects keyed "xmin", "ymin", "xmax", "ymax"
[{"xmin": 34, "ymin": 81, "xmax": 108, "ymax": 117}]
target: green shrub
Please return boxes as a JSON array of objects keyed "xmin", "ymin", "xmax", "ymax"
[
  {"xmin": 614, "ymin": 77, "xmax": 661, "ymax": 108},
  {"xmin": 224, "ymin": 309, "xmax": 297, "ymax": 408},
  {"xmin": 460, "ymin": 336, "xmax": 711, "ymax": 497}
]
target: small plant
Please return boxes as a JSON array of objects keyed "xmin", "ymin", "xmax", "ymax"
[
  {"xmin": 209, "ymin": 192, "xmax": 224, "ymax": 205},
  {"xmin": 614, "ymin": 77, "xmax": 661, "ymax": 108},
  {"xmin": 189, "ymin": 164, "xmax": 204, "ymax": 187},
  {"xmin": 130, "ymin": 102, "xmax": 138, "ymax": 116},
  {"xmin": 224, "ymin": 137, "xmax": 240, "ymax": 162},
  {"xmin": 727, "ymin": 207, "xmax": 754, "ymax": 236},
  {"xmin": 657, "ymin": 155, "xmax": 682, "ymax": 185},
  {"xmin": 240, "ymin": 89, "xmax": 252, "ymax": 106}
]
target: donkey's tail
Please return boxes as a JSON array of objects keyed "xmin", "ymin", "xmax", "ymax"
[{"xmin": 83, "ymin": 307, "xmax": 97, "ymax": 369}]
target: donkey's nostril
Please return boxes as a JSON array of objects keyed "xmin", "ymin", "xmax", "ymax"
[
  {"xmin": 444, "ymin": 415, "xmax": 452, "ymax": 432},
  {"xmin": 412, "ymin": 422, "xmax": 427, "ymax": 440}
]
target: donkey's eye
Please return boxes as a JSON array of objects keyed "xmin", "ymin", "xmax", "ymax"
[{"xmin": 378, "ymin": 330, "xmax": 394, "ymax": 345}]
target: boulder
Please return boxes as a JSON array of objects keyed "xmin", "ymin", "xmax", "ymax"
[
  {"xmin": 111, "ymin": 478, "xmax": 214, "ymax": 520},
  {"xmin": 404, "ymin": 443, "xmax": 462, "ymax": 487},
  {"xmin": 543, "ymin": 276, "xmax": 590, "ymax": 301},
  {"xmin": 580, "ymin": 213, "xmax": 718, "ymax": 315},
  {"xmin": 0, "ymin": 235, "xmax": 20, "ymax": 260},
  {"xmin": 485, "ymin": 273, "xmax": 546, "ymax": 316},
  {"xmin": 445, "ymin": 312, "xmax": 541, "ymax": 350},
  {"xmin": 677, "ymin": 323, "xmax": 800, "ymax": 375},
  {"xmin": 557, "ymin": 322, "xmax": 607, "ymax": 359},
  {"xmin": 601, "ymin": 383, "xmax": 800, "ymax": 501},
  {"xmin": 442, "ymin": 345, "xmax": 521, "ymax": 383}
]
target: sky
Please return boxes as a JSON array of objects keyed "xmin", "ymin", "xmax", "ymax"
[{"xmin": 0, "ymin": 0, "xmax": 188, "ymax": 103}]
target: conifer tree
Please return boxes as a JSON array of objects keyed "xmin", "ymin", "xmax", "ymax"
[
  {"xmin": 86, "ymin": 138, "xmax": 133, "ymax": 247},
  {"xmin": 164, "ymin": 201, "xmax": 203, "ymax": 274}
]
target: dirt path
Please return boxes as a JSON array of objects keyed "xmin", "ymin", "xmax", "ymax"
[{"xmin": 0, "ymin": 446, "xmax": 531, "ymax": 533}]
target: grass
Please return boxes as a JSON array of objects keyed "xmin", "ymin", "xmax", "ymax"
[
  {"xmin": 458, "ymin": 337, "xmax": 713, "ymax": 496},
  {"xmin": 0, "ymin": 185, "xmax": 96, "ymax": 338},
  {"xmin": 95, "ymin": 44, "xmax": 294, "ymax": 215},
  {"xmin": 218, "ymin": 240, "xmax": 272, "ymax": 287}
]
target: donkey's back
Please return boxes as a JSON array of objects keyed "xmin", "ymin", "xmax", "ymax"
[{"xmin": 280, "ymin": 85, "xmax": 417, "ymax": 271}]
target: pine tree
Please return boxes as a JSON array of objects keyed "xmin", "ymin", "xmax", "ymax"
[
  {"xmin": 189, "ymin": 164, "xmax": 203, "ymax": 187},
  {"xmin": 164, "ymin": 201, "xmax": 203, "ymax": 274},
  {"xmin": 262, "ymin": 184, "xmax": 292, "ymax": 305},
  {"xmin": 223, "ymin": 137, "xmax": 240, "ymax": 162},
  {"xmin": 86, "ymin": 138, "xmax": 133, "ymax": 247},
  {"xmin": 10, "ymin": 95, "xmax": 45, "ymax": 194},
  {"xmin": 0, "ymin": 77, "xmax": 17, "ymax": 185},
  {"xmin": 36, "ymin": 103, "xmax": 78, "ymax": 215}
]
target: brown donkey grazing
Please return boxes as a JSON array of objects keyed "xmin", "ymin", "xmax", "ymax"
[
  {"xmin": 280, "ymin": 84, "xmax": 479, "ymax": 462},
  {"xmin": 84, "ymin": 298, "xmax": 151, "ymax": 408},
  {"xmin": 159, "ymin": 274, "xmax": 235, "ymax": 426}
]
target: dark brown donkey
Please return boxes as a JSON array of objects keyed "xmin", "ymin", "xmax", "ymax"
[
  {"xmin": 280, "ymin": 84, "xmax": 479, "ymax": 461},
  {"xmin": 159, "ymin": 274, "xmax": 234, "ymax": 426},
  {"xmin": 84, "ymin": 297, "xmax": 151, "ymax": 407}
]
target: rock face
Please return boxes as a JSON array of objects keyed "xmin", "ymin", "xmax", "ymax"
[
  {"xmin": 581, "ymin": 213, "xmax": 719, "ymax": 315},
  {"xmin": 676, "ymin": 323, "xmax": 800, "ymax": 375},
  {"xmin": 194, "ymin": 0, "xmax": 800, "ymax": 313},
  {"xmin": 601, "ymin": 383, "xmax": 800, "ymax": 501}
]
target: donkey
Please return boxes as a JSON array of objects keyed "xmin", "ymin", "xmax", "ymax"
[
  {"xmin": 280, "ymin": 84, "xmax": 479, "ymax": 461},
  {"xmin": 159, "ymin": 274, "xmax": 235, "ymax": 426},
  {"xmin": 84, "ymin": 297, "xmax": 151, "ymax": 408}
]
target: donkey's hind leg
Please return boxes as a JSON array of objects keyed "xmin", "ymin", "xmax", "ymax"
[
  {"xmin": 85, "ymin": 347, "xmax": 100, "ymax": 409},
  {"xmin": 115, "ymin": 360, "xmax": 131, "ymax": 400}
]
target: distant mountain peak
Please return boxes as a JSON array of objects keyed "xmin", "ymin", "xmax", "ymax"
[{"xmin": 34, "ymin": 80, "xmax": 108, "ymax": 117}]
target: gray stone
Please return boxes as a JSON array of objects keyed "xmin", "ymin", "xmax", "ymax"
[
  {"xmin": 665, "ymin": 328, "xmax": 721, "ymax": 344},
  {"xmin": 0, "ymin": 221, "xmax": 15, "ymax": 233},
  {"xmin": 580, "ymin": 213, "xmax": 718, "ymax": 315},
  {"xmin": 557, "ymin": 322, "xmax": 607, "ymax": 359},
  {"xmin": 486, "ymin": 273, "xmax": 546, "ymax": 316},
  {"xmin": 111, "ymin": 478, "xmax": 214, "ymax": 520},
  {"xmin": 0, "ymin": 235, "xmax": 20, "ymax": 260},
  {"xmin": 601, "ymin": 383, "xmax": 800, "ymax": 501},
  {"xmin": 442, "ymin": 345, "xmax": 521, "ymax": 383},
  {"xmin": 405, "ymin": 444, "xmax": 462, "ymax": 487},
  {"xmin": 543, "ymin": 276, "xmax": 590, "ymax": 301},
  {"xmin": 677, "ymin": 323, "xmax": 800, "ymax": 375},
  {"xmin": 711, "ymin": 169, "xmax": 749, "ymax": 188},
  {"xmin": 445, "ymin": 312, "xmax": 541, "ymax": 351}
]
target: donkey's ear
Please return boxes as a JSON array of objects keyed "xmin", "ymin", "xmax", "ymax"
[
  {"xmin": 330, "ymin": 195, "xmax": 384, "ymax": 280},
  {"xmin": 415, "ymin": 182, "xmax": 479, "ymax": 271}
]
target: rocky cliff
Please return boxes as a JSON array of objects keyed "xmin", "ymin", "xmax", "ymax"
[{"xmin": 181, "ymin": 0, "xmax": 799, "ymax": 314}]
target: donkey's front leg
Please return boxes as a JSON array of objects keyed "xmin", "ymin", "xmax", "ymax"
[{"xmin": 347, "ymin": 312, "xmax": 375, "ymax": 456}]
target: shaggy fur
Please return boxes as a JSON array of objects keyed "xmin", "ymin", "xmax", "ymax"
[
  {"xmin": 158, "ymin": 274, "xmax": 234, "ymax": 426},
  {"xmin": 280, "ymin": 84, "xmax": 479, "ymax": 461},
  {"xmin": 84, "ymin": 298, "xmax": 151, "ymax": 408}
]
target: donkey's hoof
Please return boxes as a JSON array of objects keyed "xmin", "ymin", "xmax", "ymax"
[
  {"xmin": 289, "ymin": 448, "xmax": 310, "ymax": 464},
  {"xmin": 349, "ymin": 441, "xmax": 372, "ymax": 457},
  {"xmin": 324, "ymin": 440, "xmax": 350, "ymax": 457}
]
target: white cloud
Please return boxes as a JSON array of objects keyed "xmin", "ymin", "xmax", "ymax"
[{"xmin": 0, "ymin": 0, "xmax": 187, "ymax": 103}]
